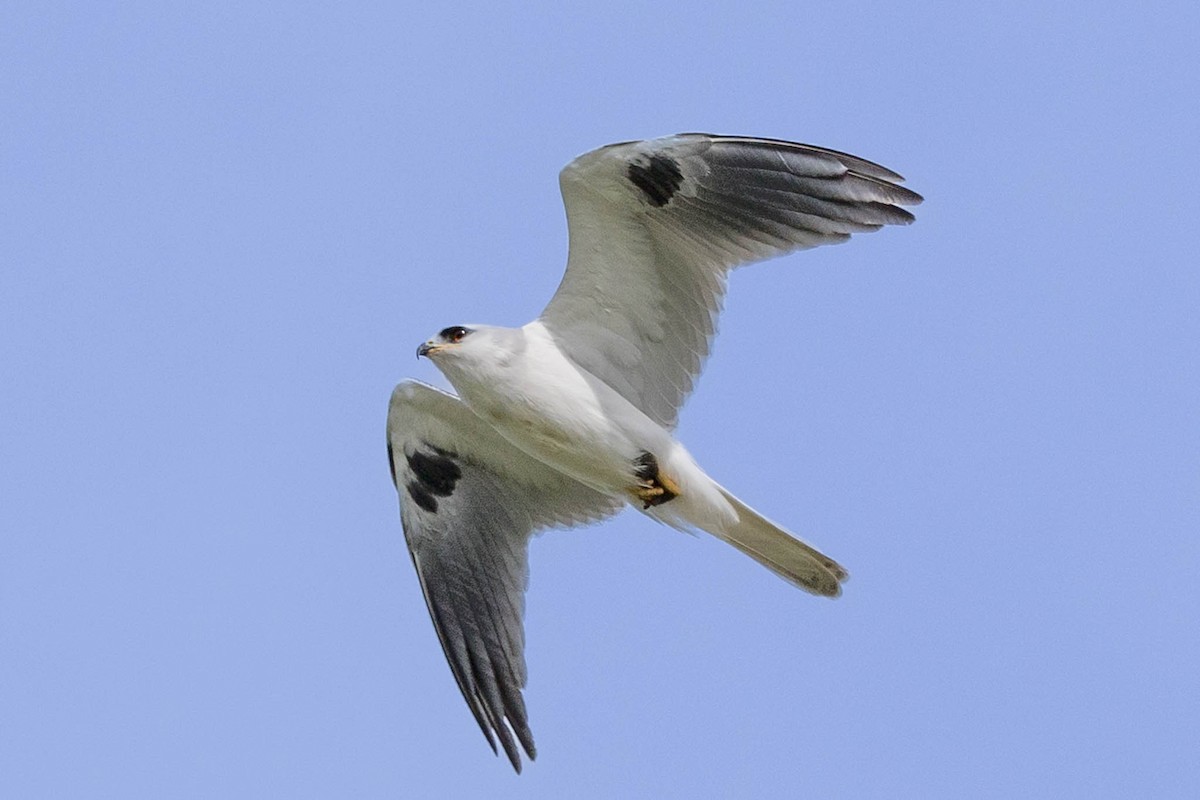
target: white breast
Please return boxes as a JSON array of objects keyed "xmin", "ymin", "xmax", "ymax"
[{"xmin": 459, "ymin": 321, "xmax": 670, "ymax": 495}]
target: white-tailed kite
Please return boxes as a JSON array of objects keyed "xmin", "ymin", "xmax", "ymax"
[{"xmin": 386, "ymin": 133, "xmax": 921, "ymax": 771}]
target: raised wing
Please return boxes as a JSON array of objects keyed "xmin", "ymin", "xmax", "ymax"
[
  {"xmin": 386, "ymin": 380, "xmax": 620, "ymax": 772},
  {"xmin": 541, "ymin": 133, "xmax": 922, "ymax": 429}
]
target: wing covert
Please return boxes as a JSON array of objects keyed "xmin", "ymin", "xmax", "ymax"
[{"xmin": 540, "ymin": 133, "xmax": 922, "ymax": 428}]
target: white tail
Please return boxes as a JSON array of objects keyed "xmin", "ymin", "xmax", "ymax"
[{"xmin": 712, "ymin": 487, "xmax": 848, "ymax": 597}]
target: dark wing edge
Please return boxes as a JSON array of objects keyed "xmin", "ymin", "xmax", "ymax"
[{"xmin": 386, "ymin": 380, "xmax": 619, "ymax": 772}]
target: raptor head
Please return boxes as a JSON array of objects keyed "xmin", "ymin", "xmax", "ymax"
[{"xmin": 416, "ymin": 325, "xmax": 475, "ymax": 359}]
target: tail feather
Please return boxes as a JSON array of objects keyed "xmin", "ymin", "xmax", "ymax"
[{"xmin": 713, "ymin": 487, "xmax": 848, "ymax": 597}]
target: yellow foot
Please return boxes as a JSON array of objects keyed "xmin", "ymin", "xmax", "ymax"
[
  {"xmin": 632, "ymin": 472, "xmax": 681, "ymax": 510},
  {"xmin": 634, "ymin": 484, "xmax": 666, "ymax": 507},
  {"xmin": 657, "ymin": 473, "xmax": 681, "ymax": 497}
]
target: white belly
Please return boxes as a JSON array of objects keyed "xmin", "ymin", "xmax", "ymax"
[
  {"xmin": 467, "ymin": 374, "xmax": 643, "ymax": 494},
  {"xmin": 452, "ymin": 329, "xmax": 670, "ymax": 495}
]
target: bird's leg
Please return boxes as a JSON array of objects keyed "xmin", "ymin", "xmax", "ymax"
[{"xmin": 632, "ymin": 451, "xmax": 681, "ymax": 509}]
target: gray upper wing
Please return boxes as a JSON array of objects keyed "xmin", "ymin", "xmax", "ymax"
[
  {"xmin": 386, "ymin": 380, "xmax": 620, "ymax": 772},
  {"xmin": 540, "ymin": 133, "xmax": 922, "ymax": 429}
]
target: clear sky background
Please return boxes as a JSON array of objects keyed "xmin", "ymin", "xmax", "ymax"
[{"xmin": 3, "ymin": 2, "xmax": 1198, "ymax": 797}]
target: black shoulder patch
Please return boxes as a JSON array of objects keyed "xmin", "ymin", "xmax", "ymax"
[
  {"xmin": 402, "ymin": 445, "xmax": 462, "ymax": 515},
  {"xmin": 406, "ymin": 446, "xmax": 462, "ymax": 497},
  {"xmin": 406, "ymin": 480, "xmax": 439, "ymax": 513},
  {"xmin": 627, "ymin": 154, "xmax": 683, "ymax": 207}
]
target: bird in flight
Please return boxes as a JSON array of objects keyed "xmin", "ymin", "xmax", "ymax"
[{"xmin": 386, "ymin": 133, "xmax": 921, "ymax": 771}]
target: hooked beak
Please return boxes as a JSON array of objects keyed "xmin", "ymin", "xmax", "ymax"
[{"xmin": 416, "ymin": 342, "xmax": 435, "ymax": 359}]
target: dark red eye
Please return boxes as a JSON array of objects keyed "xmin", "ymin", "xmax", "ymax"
[{"xmin": 438, "ymin": 326, "xmax": 471, "ymax": 343}]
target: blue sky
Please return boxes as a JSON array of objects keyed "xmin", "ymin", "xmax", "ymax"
[{"xmin": 3, "ymin": 1, "xmax": 1198, "ymax": 797}]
